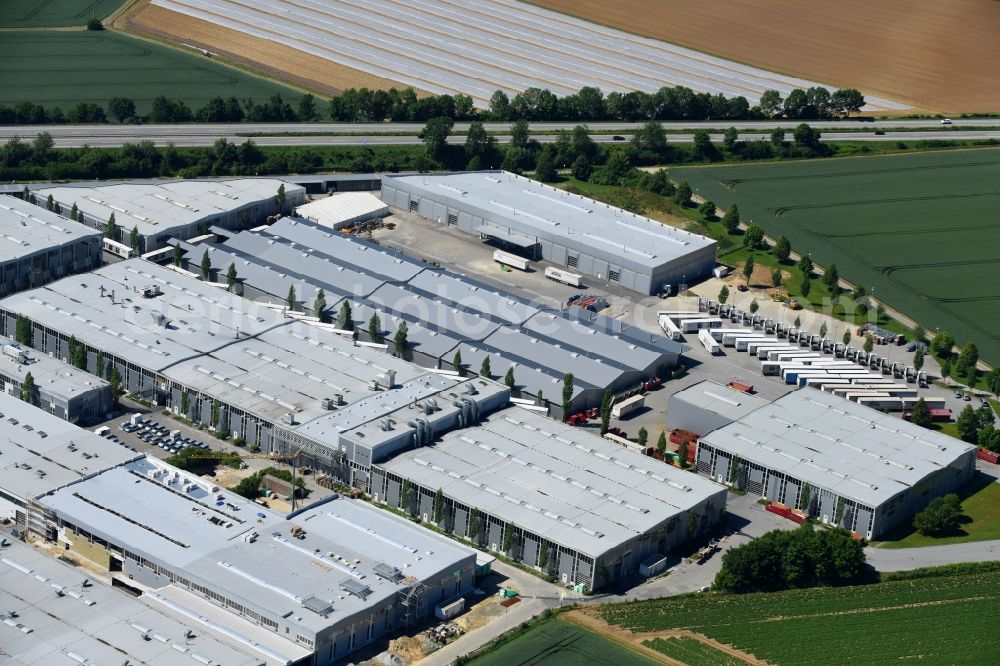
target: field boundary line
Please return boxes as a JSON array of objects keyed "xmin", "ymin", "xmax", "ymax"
[{"xmin": 565, "ymin": 609, "xmax": 766, "ymax": 665}]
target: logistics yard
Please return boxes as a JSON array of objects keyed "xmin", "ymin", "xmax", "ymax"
[
  {"xmin": 531, "ymin": 0, "xmax": 1000, "ymax": 113},
  {"xmin": 137, "ymin": 0, "xmax": 904, "ymax": 111},
  {"xmin": 673, "ymin": 148, "xmax": 1000, "ymax": 365}
]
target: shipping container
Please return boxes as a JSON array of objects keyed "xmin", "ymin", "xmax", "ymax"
[
  {"xmin": 977, "ymin": 448, "xmax": 999, "ymax": 464},
  {"xmin": 435, "ymin": 598, "xmax": 465, "ymax": 620}
]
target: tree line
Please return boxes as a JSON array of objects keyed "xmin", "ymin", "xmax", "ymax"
[
  {"xmin": 0, "ymin": 118, "xmax": 835, "ymax": 182},
  {"xmin": 0, "ymin": 84, "xmax": 865, "ymax": 126}
]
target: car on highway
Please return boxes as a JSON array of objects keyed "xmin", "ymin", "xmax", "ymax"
[
  {"xmin": 874, "ymin": 130, "xmax": 885, "ymax": 135},
  {"xmin": 611, "ymin": 135, "xmax": 625, "ymax": 141},
  {"xmin": 941, "ymin": 118, "xmax": 953, "ymax": 125}
]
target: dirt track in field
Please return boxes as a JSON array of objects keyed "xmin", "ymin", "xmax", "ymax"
[
  {"xmin": 564, "ymin": 609, "xmax": 766, "ymax": 665},
  {"xmin": 117, "ymin": 1, "xmax": 422, "ymax": 98},
  {"xmin": 531, "ymin": 0, "xmax": 1000, "ymax": 113}
]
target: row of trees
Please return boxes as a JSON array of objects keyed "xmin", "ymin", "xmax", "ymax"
[
  {"xmin": 0, "ymin": 85, "xmax": 865, "ymax": 126},
  {"xmin": 201, "ymin": 254, "xmax": 580, "ymax": 413},
  {"xmin": 0, "ymin": 93, "xmax": 308, "ymax": 126},
  {"xmin": 419, "ymin": 117, "xmax": 834, "ymax": 177},
  {"xmin": 713, "ymin": 525, "xmax": 866, "ymax": 592}
]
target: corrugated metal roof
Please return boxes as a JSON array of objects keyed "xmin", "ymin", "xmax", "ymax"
[
  {"xmin": 0, "ymin": 540, "xmax": 270, "ymax": 666},
  {"xmin": 36, "ymin": 179, "xmax": 302, "ymax": 238},
  {"xmin": 0, "ymin": 196, "xmax": 100, "ymax": 264},
  {"xmin": 698, "ymin": 387, "xmax": 975, "ymax": 507},
  {"xmin": 386, "ymin": 171, "xmax": 716, "ymax": 271},
  {"xmin": 40, "ymin": 458, "xmax": 475, "ymax": 637},
  {"xmin": 380, "ymin": 406, "xmax": 727, "ymax": 558},
  {"xmin": 295, "ymin": 192, "xmax": 388, "ymax": 228}
]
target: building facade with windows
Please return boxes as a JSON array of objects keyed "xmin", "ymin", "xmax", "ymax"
[
  {"xmin": 0, "ymin": 335, "xmax": 113, "ymax": 424},
  {"xmin": 380, "ymin": 171, "xmax": 717, "ymax": 295},
  {"xmin": 376, "ymin": 407, "xmax": 727, "ymax": 589},
  {"xmin": 0, "ymin": 195, "xmax": 102, "ymax": 297},
  {"xmin": 688, "ymin": 385, "xmax": 975, "ymax": 539}
]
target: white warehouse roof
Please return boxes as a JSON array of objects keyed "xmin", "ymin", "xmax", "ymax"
[
  {"xmin": 380, "ymin": 406, "xmax": 727, "ymax": 558},
  {"xmin": 697, "ymin": 388, "xmax": 975, "ymax": 507},
  {"xmin": 384, "ymin": 171, "xmax": 715, "ymax": 272},
  {"xmin": 0, "ymin": 196, "xmax": 100, "ymax": 264},
  {"xmin": 295, "ymin": 192, "xmax": 388, "ymax": 229},
  {"xmin": 36, "ymin": 179, "xmax": 302, "ymax": 238}
]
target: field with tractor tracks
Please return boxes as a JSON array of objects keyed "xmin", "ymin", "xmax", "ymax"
[
  {"xmin": 0, "ymin": 30, "xmax": 303, "ymax": 113},
  {"xmin": 672, "ymin": 148, "xmax": 1000, "ymax": 364},
  {"xmin": 599, "ymin": 567, "xmax": 1000, "ymax": 665},
  {"xmin": 1, "ymin": 0, "xmax": 128, "ymax": 27}
]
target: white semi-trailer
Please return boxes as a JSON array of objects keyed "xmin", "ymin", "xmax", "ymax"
[
  {"xmin": 493, "ymin": 249, "xmax": 529, "ymax": 270},
  {"xmin": 544, "ymin": 266, "xmax": 583, "ymax": 287}
]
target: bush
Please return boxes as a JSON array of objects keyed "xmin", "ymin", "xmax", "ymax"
[
  {"xmin": 713, "ymin": 526, "xmax": 865, "ymax": 592},
  {"xmin": 86, "ymin": 18, "xmax": 104, "ymax": 31},
  {"xmin": 913, "ymin": 494, "xmax": 963, "ymax": 536}
]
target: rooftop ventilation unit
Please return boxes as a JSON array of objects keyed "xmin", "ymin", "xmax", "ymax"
[{"xmin": 339, "ymin": 578, "xmax": 373, "ymax": 600}]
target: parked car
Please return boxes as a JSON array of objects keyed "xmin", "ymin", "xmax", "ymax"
[{"xmin": 963, "ymin": 394, "xmax": 972, "ymax": 401}]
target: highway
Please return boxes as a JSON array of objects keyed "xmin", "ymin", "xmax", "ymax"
[
  {"xmin": 17, "ymin": 130, "xmax": 1000, "ymax": 148},
  {"xmin": 0, "ymin": 119, "xmax": 998, "ymax": 149},
  {"xmin": 1, "ymin": 126, "xmax": 998, "ymax": 148}
]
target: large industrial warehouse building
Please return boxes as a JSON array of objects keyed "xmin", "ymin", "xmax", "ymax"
[
  {"xmin": 0, "ymin": 539, "xmax": 270, "ymax": 666},
  {"xmin": 0, "ymin": 259, "xmax": 723, "ymax": 591},
  {"xmin": 674, "ymin": 381, "xmax": 976, "ymax": 539},
  {"xmin": 34, "ymin": 179, "xmax": 306, "ymax": 253},
  {"xmin": 0, "ymin": 195, "xmax": 102, "ymax": 297},
  {"xmin": 0, "ymin": 389, "xmax": 476, "ymax": 665},
  {"xmin": 0, "ymin": 335, "xmax": 113, "ymax": 424},
  {"xmin": 40, "ymin": 459, "xmax": 476, "ymax": 665},
  {"xmin": 376, "ymin": 407, "xmax": 727, "ymax": 589},
  {"xmin": 187, "ymin": 216, "xmax": 682, "ymax": 416},
  {"xmin": 0, "ymin": 260, "xmax": 508, "ymax": 471},
  {"xmin": 380, "ymin": 171, "xmax": 717, "ymax": 295}
]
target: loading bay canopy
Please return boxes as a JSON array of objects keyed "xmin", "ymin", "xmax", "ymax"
[{"xmin": 474, "ymin": 222, "xmax": 538, "ymax": 249}]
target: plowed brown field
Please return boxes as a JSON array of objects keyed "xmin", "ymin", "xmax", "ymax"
[{"xmin": 531, "ymin": 0, "xmax": 1000, "ymax": 113}]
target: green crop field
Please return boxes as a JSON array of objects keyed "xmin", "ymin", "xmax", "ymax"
[
  {"xmin": 645, "ymin": 637, "xmax": 747, "ymax": 666},
  {"xmin": 1, "ymin": 0, "xmax": 128, "ymax": 28},
  {"xmin": 0, "ymin": 31, "xmax": 302, "ymax": 113},
  {"xmin": 672, "ymin": 149, "xmax": 1000, "ymax": 364},
  {"xmin": 600, "ymin": 569, "xmax": 1000, "ymax": 665},
  {"xmin": 468, "ymin": 617, "xmax": 660, "ymax": 666}
]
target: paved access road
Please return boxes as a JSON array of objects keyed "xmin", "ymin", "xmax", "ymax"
[{"xmin": 866, "ymin": 540, "xmax": 1000, "ymax": 572}]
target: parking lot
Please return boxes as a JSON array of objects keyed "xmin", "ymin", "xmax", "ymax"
[{"xmin": 88, "ymin": 398, "xmax": 242, "ymax": 462}]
